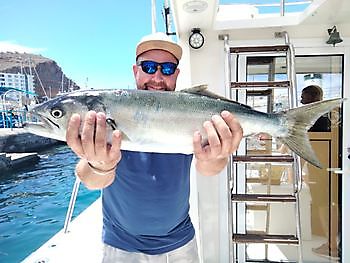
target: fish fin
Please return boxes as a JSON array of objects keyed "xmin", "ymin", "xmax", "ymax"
[
  {"xmin": 180, "ymin": 84, "xmax": 208, "ymax": 94},
  {"xmin": 279, "ymin": 98, "xmax": 345, "ymax": 168},
  {"xmin": 105, "ymin": 117, "xmax": 132, "ymax": 142},
  {"xmin": 181, "ymin": 84, "xmax": 234, "ymax": 102},
  {"xmin": 106, "ymin": 118, "xmax": 118, "ymax": 130},
  {"xmin": 181, "ymin": 85, "xmax": 255, "ymax": 112}
]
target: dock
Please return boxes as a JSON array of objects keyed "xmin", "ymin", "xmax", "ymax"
[
  {"xmin": 0, "ymin": 128, "xmax": 61, "ymax": 153},
  {"xmin": 0, "ymin": 128, "xmax": 62, "ymax": 172},
  {"xmin": 0, "ymin": 152, "xmax": 40, "ymax": 172}
]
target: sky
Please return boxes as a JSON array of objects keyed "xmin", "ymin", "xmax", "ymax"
[
  {"xmin": 0, "ymin": 0, "xmax": 309, "ymax": 90},
  {"xmin": 0, "ymin": 0, "xmax": 171, "ymax": 90}
]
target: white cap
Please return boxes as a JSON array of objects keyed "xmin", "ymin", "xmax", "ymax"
[{"xmin": 136, "ymin": 32, "xmax": 182, "ymax": 62}]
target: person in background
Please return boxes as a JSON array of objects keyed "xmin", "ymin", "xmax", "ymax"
[
  {"xmin": 300, "ymin": 85, "xmax": 331, "ymax": 132},
  {"xmin": 66, "ymin": 32, "xmax": 243, "ymax": 262},
  {"xmin": 301, "ymin": 85, "xmax": 339, "ymax": 260},
  {"xmin": 278, "ymin": 84, "xmax": 330, "ymax": 155}
]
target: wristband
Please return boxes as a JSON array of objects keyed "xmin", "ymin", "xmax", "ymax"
[{"xmin": 87, "ymin": 162, "xmax": 116, "ymax": 175}]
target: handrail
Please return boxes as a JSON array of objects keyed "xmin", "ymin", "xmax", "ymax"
[
  {"xmin": 0, "ymin": 109, "xmax": 38, "ymax": 128},
  {"xmin": 63, "ymin": 177, "xmax": 81, "ymax": 234}
]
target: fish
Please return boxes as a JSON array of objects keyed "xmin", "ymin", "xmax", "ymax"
[{"xmin": 23, "ymin": 85, "xmax": 344, "ymax": 168}]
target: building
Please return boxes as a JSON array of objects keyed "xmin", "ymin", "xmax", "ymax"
[{"xmin": 0, "ymin": 72, "xmax": 35, "ymax": 105}]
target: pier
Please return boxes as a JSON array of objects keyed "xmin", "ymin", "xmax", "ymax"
[
  {"xmin": 0, "ymin": 152, "xmax": 40, "ymax": 172},
  {"xmin": 0, "ymin": 128, "xmax": 62, "ymax": 171},
  {"xmin": 0, "ymin": 128, "xmax": 61, "ymax": 153}
]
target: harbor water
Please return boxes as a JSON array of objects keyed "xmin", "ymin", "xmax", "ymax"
[{"xmin": 0, "ymin": 145, "xmax": 100, "ymax": 262}]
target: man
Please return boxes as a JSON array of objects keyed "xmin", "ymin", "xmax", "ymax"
[
  {"xmin": 66, "ymin": 32, "xmax": 243, "ymax": 262},
  {"xmin": 301, "ymin": 85, "xmax": 331, "ymax": 132},
  {"xmin": 301, "ymin": 84, "xmax": 339, "ymax": 259}
]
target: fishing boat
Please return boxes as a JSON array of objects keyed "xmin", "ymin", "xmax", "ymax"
[{"xmin": 24, "ymin": 0, "xmax": 349, "ymax": 262}]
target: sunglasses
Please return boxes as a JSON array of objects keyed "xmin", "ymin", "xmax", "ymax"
[{"xmin": 137, "ymin": 60, "xmax": 178, "ymax": 76}]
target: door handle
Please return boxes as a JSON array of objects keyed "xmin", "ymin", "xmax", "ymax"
[{"xmin": 327, "ymin": 168, "xmax": 348, "ymax": 174}]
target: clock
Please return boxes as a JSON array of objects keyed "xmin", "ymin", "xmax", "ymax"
[{"xmin": 189, "ymin": 28, "xmax": 204, "ymax": 49}]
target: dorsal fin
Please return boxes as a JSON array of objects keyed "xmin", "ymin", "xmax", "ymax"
[
  {"xmin": 180, "ymin": 84, "xmax": 231, "ymax": 102},
  {"xmin": 180, "ymin": 84, "xmax": 254, "ymax": 110}
]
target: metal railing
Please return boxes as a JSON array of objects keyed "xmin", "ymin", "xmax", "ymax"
[{"xmin": 0, "ymin": 109, "xmax": 35, "ymax": 129}]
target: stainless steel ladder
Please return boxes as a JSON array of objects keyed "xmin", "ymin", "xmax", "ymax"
[{"xmin": 221, "ymin": 32, "xmax": 303, "ymax": 262}]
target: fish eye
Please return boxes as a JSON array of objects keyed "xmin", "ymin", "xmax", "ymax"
[{"xmin": 51, "ymin": 109, "xmax": 64, "ymax": 119}]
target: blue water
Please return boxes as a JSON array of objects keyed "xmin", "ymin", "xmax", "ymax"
[{"xmin": 0, "ymin": 145, "xmax": 100, "ymax": 262}]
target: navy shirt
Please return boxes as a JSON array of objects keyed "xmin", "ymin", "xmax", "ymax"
[{"xmin": 102, "ymin": 150, "xmax": 195, "ymax": 255}]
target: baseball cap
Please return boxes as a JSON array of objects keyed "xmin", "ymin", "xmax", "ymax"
[{"xmin": 136, "ymin": 32, "xmax": 182, "ymax": 62}]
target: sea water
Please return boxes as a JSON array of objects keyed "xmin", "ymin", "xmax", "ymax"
[{"xmin": 0, "ymin": 145, "xmax": 100, "ymax": 262}]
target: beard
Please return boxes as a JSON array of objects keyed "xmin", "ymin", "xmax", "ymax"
[{"xmin": 137, "ymin": 80, "xmax": 175, "ymax": 91}]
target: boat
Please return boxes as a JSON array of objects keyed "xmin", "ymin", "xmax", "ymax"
[{"xmin": 24, "ymin": 0, "xmax": 349, "ymax": 262}]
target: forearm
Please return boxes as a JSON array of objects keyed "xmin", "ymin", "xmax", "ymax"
[
  {"xmin": 195, "ymin": 156, "xmax": 228, "ymax": 176},
  {"xmin": 75, "ymin": 159, "xmax": 116, "ymax": 190}
]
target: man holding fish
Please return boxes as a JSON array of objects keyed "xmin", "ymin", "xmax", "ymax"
[{"xmin": 66, "ymin": 32, "xmax": 243, "ymax": 262}]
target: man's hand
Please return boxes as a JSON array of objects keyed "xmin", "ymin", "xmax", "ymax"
[
  {"xmin": 193, "ymin": 111, "xmax": 243, "ymax": 176},
  {"xmin": 66, "ymin": 111, "xmax": 122, "ymax": 188}
]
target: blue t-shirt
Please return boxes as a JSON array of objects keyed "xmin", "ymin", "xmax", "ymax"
[{"xmin": 102, "ymin": 150, "xmax": 195, "ymax": 255}]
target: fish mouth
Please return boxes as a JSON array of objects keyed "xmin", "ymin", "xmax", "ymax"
[{"xmin": 23, "ymin": 114, "xmax": 65, "ymax": 141}]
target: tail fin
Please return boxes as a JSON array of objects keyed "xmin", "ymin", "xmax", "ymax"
[{"xmin": 279, "ymin": 98, "xmax": 345, "ymax": 168}]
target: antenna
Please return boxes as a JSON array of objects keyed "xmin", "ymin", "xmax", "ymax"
[
  {"xmin": 29, "ymin": 57, "xmax": 48, "ymax": 99},
  {"xmin": 163, "ymin": 0, "xmax": 176, "ymax": 35},
  {"xmin": 61, "ymin": 72, "xmax": 64, "ymax": 93},
  {"xmin": 151, "ymin": 0, "xmax": 157, "ymax": 33}
]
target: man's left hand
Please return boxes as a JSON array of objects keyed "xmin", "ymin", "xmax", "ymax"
[{"xmin": 193, "ymin": 111, "xmax": 243, "ymax": 175}]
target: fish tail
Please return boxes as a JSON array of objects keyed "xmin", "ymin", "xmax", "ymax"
[{"xmin": 279, "ymin": 98, "xmax": 345, "ymax": 168}]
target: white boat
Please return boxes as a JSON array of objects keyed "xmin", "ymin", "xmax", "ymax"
[{"xmin": 24, "ymin": 0, "xmax": 350, "ymax": 262}]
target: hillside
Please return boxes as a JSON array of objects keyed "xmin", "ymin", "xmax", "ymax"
[{"xmin": 0, "ymin": 52, "xmax": 79, "ymax": 98}]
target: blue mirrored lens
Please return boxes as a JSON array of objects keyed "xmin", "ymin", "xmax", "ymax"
[
  {"xmin": 141, "ymin": 61, "xmax": 157, "ymax": 74},
  {"xmin": 161, "ymin": 62, "xmax": 177, "ymax": 75},
  {"xmin": 139, "ymin": 61, "xmax": 177, "ymax": 76}
]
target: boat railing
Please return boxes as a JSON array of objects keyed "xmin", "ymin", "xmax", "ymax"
[{"xmin": 0, "ymin": 109, "xmax": 39, "ymax": 129}]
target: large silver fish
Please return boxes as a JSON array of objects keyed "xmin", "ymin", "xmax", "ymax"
[{"xmin": 23, "ymin": 85, "xmax": 344, "ymax": 168}]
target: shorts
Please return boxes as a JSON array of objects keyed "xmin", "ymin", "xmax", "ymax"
[{"xmin": 102, "ymin": 237, "xmax": 199, "ymax": 263}]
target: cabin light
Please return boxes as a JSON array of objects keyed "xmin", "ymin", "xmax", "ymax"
[
  {"xmin": 183, "ymin": 0, "xmax": 208, "ymax": 13},
  {"xmin": 189, "ymin": 28, "xmax": 204, "ymax": 49},
  {"xmin": 326, "ymin": 26, "xmax": 343, "ymax": 46}
]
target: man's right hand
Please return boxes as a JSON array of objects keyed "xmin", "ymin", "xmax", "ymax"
[{"xmin": 66, "ymin": 111, "xmax": 122, "ymax": 188}]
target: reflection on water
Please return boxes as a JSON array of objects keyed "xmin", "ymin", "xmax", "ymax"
[{"xmin": 0, "ymin": 145, "xmax": 100, "ymax": 262}]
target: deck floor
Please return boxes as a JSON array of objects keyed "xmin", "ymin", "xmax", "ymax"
[{"xmin": 23, "ymin": 199, "xmax": 103, "ymax": 263}]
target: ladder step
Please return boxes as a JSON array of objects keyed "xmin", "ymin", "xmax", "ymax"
[
  {"xmin": 247, "ymin": 178, "xmax": 267, "ymax": 184},
  {"xmin": 232, "ymin": 155, "xmax": 294, "ymax": 163},
  {"xmin": 247, "ymin": 260, "xmax": 297, "ymax": 263},
  {"xmin": 231, "ymin": 81, "xmax": 290, "ymax": 89},
  {"xmin": 246, "ymin": 204, "xmax": 268, "ymax": 211},
  {"xmin": 232, "ymin": 194, "xmax": 296, "ymax": 203},
  {"xmin": 233, "ymin": 233, "xmax": 299, "ymax": 245},
  {"xmin": 230, "ymin": 45, "xmax": 289, "ymax": 53}
]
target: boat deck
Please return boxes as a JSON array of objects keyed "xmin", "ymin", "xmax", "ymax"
[{"xmin": 23, "ymin": 199, "xmax": 103, "ymax": 263}]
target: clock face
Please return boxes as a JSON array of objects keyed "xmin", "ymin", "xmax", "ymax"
[{"xmin": 189, "ymin": 32, "xmax": 204, "ymax": 49}]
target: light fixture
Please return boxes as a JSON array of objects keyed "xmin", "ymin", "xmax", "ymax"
[
  {"xmin": 189, "ymin": 28, "xmax": 204, "ymax": 49},
  {"xmin": 183, "ymin": 0, "xmax": 208, "ymax": 13},
  {"xmin": 326, "ymin": 26, "xmax": 343, "ymax": 46}
]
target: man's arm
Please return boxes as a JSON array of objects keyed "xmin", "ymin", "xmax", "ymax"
[
  {"xmin": 66, "ymin": 112, "xmax": 122, "ymax": 189},
  {"xmin": 193, "ymin": 111, "xmax": 243, "ymax": 176}
]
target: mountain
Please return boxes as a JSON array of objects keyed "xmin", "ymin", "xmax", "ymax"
[{"xmin": 0, "ymin": 52, "xmax": 80, "ymax": 98}]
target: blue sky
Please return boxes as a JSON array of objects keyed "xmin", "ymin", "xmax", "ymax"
[
  {"xmin": 1, "ymin": 0, "xmax": 309, "ymax": 90},
  {"xmin": 0, "ymin": 0, "xmax": 169, "ymax": 89}
]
